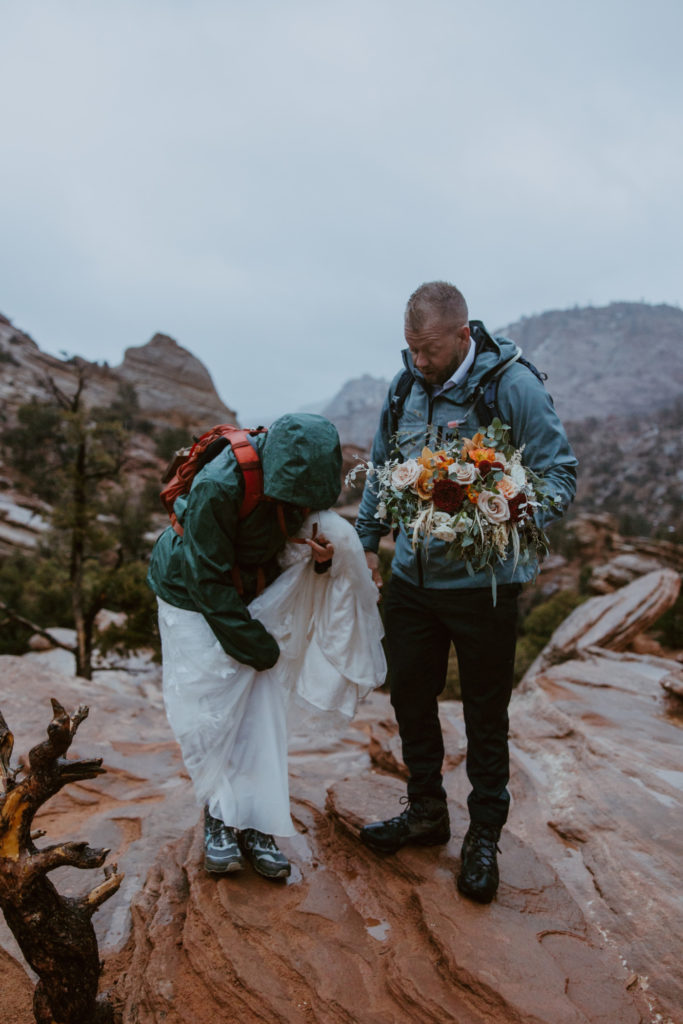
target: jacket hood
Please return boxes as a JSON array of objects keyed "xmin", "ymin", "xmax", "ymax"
[
  {"xmin": 401, "ymin": 320, "xmax": 522, "ymax": 399},
  {"xmin": 261, "ymin": 413, "xmax": 342, "ymax": 510}
]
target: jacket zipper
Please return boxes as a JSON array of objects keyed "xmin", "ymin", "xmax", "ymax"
[
  {"xmin": 416, "ymin": 394, "xmax": 435, "ymax": 588},
  {"xmin": 416, "ymin": 548, "xmax": 424, "ymax": 587}
]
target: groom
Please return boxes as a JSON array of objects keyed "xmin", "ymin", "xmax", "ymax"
[{"xmin": 355, "ymin": 281, "xmax": 577, "ymax": 902}]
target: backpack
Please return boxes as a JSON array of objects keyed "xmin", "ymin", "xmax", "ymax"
[{"xmin": 160, "ymin": 424, "xmax": 267, "ymax": 537}]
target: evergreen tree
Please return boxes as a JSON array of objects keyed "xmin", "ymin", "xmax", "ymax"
[{"xmin": 1, "ymin": 366, "xmax": 158, "ymax": 678}]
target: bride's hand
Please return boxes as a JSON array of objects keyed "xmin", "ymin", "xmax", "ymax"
[{"xmin": 305, "ymin": 531, "xmax": 334, "ymax": 563}]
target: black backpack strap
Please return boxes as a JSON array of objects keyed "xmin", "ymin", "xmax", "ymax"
[
  {"xmin": 473, "ymin": 353, "xmax": 550, "ymax": 426},
  {"xmin": 381, "ymin": 369, "xmax": 414, "ymax": 438}
]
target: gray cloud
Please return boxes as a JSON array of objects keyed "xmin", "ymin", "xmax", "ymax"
[{"xmin": 1, "ymin": 0, "xmax": 681, "ymax": 423}]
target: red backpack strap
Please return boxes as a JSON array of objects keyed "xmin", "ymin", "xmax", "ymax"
[
  {"xmin": 226, "ymin": 428, "xmax": 265, "ymax": 519},
  {"xmin": 160, "ymin": 424, "xmax": 266, "ymax": 536}
]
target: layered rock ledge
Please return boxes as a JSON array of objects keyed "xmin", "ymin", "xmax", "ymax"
[{"xmin": 1, "ymin": 566, "xmax": 681, "ymax": 1023}]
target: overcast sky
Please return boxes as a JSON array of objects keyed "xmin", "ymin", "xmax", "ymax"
[{"xmin": 2, "ymin": 0, "xmax": 681, "ymax": 424}]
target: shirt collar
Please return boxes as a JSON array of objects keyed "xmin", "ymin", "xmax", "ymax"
[{"xmin": 431, "ymin": 337, "xmax": 475, "ymax": 396}]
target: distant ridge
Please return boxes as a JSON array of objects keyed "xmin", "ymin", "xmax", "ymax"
[{"xmin": 498, "ymin": 301, "xmax": 683, "ymax": 423}]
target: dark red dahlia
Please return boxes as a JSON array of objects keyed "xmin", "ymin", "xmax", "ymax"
[
  {"xmin": 432, "ymin": 479, "xmax": 466, "ymax": 513},
  {"xmin": 508, "ymin": 492, "xmax": 530, "ymax": 523},
  {"xmin": 478, "ymin": 460, "xmax": 492, "ymax": 478}
]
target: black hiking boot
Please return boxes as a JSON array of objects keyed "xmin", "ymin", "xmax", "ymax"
[
  {"xmin": 456, "ymin": 823, "xmax": 501, "ymax": 904},
  {"xmin": 360, "ymin": 796, "xmax": 451, "ymax": 854},
  {"xmin": 203, "ymin": 808, "xmax": 245, "ymax": 874}
]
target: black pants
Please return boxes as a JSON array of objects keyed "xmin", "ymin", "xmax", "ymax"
[{"xmin": 384, "ymin": 575, "xmax": 520, "ymax": 829}]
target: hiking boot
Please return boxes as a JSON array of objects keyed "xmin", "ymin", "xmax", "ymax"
[
  {"xmin": 203, "ymin": 808, "xmax": 246, "ymax": 874},
  {"xmin": 456, "ymin": 823, "xmax": 501, "ymax": 904},
  {"xmin": 360, "ymin": 796, "xmax": 450, "ymax": 854},
  {"xmin": 239, "ymin": 829, "xmax": 291, "ymax": 880}
]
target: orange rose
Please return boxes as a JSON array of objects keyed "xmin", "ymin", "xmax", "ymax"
[
  {"xmin": 469, "ymin": 447, "xmax": 497, "ymax": 464},
  {"xmin": 416, "ymin": 468, "xmax": 435, "ymax": 499},
  {"xmin": 467, "ymin": 484, "xmax": 479, "ymax": 504}
]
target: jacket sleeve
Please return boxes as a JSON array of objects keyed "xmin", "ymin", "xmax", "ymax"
[
  {"xmin": 497, "ymin": 367, "xmax": 578, "ymax": 529},
  {"xmin": 180, "ymin": 476, "xmax": 280, "ymax": 671},
  {"xmin": 354, "ymin": 387, "xmax": 394, "ymax": 553}
]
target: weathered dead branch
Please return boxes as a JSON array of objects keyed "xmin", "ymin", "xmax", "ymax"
[{"xmin": 0, "ymin": 699, "xmax": 123, "ymax": 1023}]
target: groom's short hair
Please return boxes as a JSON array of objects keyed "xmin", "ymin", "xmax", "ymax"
[{"xmin": 405, "ymin": 281, "xmax": 469, "ymax": 332}]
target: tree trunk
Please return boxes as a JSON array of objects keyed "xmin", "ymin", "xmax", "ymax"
[
  {"xmin": 0, "ymin": 700, "xmax": 123, "ymax": 1023},
  {"xmin": 71, "ymin": 437, "xmax": 92, "ymax": 680}
]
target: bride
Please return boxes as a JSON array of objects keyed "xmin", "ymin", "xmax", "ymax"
[{"xmin": 157, "ymin": 509, "xmax": 386, "ymax": 879}]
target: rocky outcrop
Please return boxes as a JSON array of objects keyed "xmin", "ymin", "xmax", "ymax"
[
  {"xmin": 0, "ymin": 491, "xmax": 50, "ymax": 554},
  {"xmin": 528, "ymin": 569, "xmax": 681, "ymax": 671},
  {"xmin": 110, "ymin": 563, "xmax": 682, "ymax": 1024},
  {"xmin": 115, "ymin": 334, "xmax": 236, "ymax": 430},
  {"xmin": 117, "ymin": 769, "xmax": 645, "ymax": 1024},
  {"xmin": 0, "ymin": 316, "xmax": 236, "ymax": 434}
]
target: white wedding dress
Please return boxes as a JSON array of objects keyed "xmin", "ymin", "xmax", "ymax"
[{"xmin": 158, "ymin": 511, "xmax": 386, "ymax": 837}]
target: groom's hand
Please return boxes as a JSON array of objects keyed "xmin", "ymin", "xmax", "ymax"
[{"xmin": 364, "ymin": 551, "xmax": 383, "ymax": 596}]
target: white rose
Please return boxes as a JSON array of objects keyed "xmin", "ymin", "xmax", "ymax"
[
  {"xmin": 509, "ymin": 463, "xmax": 526, "ymax": 487},
  {"xmin": 477, "ymin": 490, "xmax": 510, "ymax": 524},
  {"xmin": 448, "ymin": 461, "xmax": 476, "ymax": 484},
  {"xmin": 493, "ymin": 451, "xmax": 508, "ymax": 469},
  {"xmin": 430, "ymin": 511, "xmax": 457, "ymax": 543},
  {"xmin": 391, "ymin": 459, "xmax": 421, "ymax": 490}
]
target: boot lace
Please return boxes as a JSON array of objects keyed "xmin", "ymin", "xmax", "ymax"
[
  {"xmin": 207, "ymin": 816, "xmax": 238, "ymax": 847},
  {"xmin": 468, "ymin": 823, "xmax": 501, "ymax": 868},
  {"xmin": 242, "ymin": 828, "xmax": 278, "ymax": 851}
]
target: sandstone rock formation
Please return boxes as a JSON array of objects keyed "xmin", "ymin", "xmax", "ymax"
[
  {"xmin": 0, "ymin": 316, "xmax": 236, "ymax": 435},
  {"xmin": 3, "ymin": 561, "xmax": 682, "ymax": 1024},
  {"xmin": 527, "ymin": 568, "xmax": 681, "ymax": 672},
  {"xmin": 114, "ymin": 333, "xmax": 236, "ymax": 430}
]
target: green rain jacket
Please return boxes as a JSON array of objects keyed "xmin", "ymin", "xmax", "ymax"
[{"xmin": 147, "ymin": 414, "xmax": 342, "ymax": 671}]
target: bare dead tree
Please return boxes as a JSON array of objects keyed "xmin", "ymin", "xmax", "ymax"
[{"xmin": 0, "ymin": 699, "xmax": 123, "ymax": 1023}]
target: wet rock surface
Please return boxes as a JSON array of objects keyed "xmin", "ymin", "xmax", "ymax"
[{"xmin": 1, "ymin": 566, "xmax": 682, "ymax": 1023}]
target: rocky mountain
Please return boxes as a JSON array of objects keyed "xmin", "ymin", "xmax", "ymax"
[
  {"xmin": 0, "ymin": 315, "xmax": 236, "ymax": 433},
  {"xmin": 499, "ymin": 301, "xmax": 683, "ymax": 424},
  {"xmin": 321, "ymin": 374, "xmax": 389, "ymax": 448},
  {"xmin": 322, "ymin": 302, "xmax": 683, "ymax": 448}
]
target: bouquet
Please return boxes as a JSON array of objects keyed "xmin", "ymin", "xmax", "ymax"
[{"xmin": 348, "ymin": 419, "xmax": 554, "ymax": 598}]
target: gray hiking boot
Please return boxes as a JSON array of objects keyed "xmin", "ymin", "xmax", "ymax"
[
  {"xmin": 239, "ymin": 828, "xmax": 291, "ymax": 879},
  {"xmin": 203, "ymin": 808, "xmax": 245, "ymax": 874}
]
